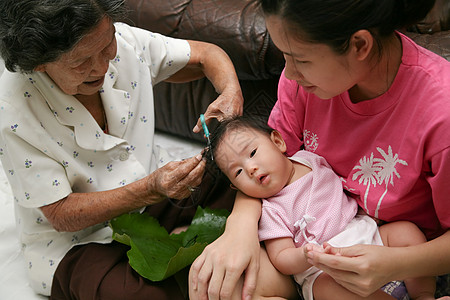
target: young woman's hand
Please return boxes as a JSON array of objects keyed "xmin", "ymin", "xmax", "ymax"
[
  {"xmin": 306, "ymin": 230, "xmax": 450, "ymax": 297},
  {"xmin": 189, "ymin": 225, "xmax": 261, "ymax": 300},
  {"xmin": 189, "ymin": 193, "xmax": 262, "ymax": 300},
  {"xmin": 305, "ymin": 243, "xmax": 399, "ymax": 296}
]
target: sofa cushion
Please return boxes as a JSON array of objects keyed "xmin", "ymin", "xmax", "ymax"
[{"xmin": 126, "ymin": 0, "xmax": 284, "ymax": 80}]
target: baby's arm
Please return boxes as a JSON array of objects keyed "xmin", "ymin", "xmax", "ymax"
[{"xmin": 264, "ymin": 237, "xmax": 318, "ymax": 275}]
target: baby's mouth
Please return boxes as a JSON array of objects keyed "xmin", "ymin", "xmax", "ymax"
[{"xmin": 258, "ymin": 174, "xmax": 269, "ymax": 184}]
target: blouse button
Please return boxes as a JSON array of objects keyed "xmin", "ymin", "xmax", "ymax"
[{"xmin": 119, "ymin": 151, "xmax": 129, "ymax": 161}]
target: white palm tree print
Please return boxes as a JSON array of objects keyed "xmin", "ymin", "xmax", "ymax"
[
  {"xmin": 303, "ymin": 129, "xmax": 319, "ymax": 152},
  {"xmin": 352, "ymin": 152, "xmax": 381, "ymax": 213},
  {"xmin": 352, "ymin": 146, "xmax": 408, "ymax": 217},
  {"xmin": 373, "ymin": 146, "xmax": 408, "ymax": 218}
]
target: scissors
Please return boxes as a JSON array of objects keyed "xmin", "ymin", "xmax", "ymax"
[{"xmin": 200, "ymin": 114, "xmax": 213, "ymax": 160}]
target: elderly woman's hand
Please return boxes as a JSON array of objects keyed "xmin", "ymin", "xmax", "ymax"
[
  {"xmin": 193, "ymin": 85, "xmax": 243, "ymax": 135},
  {"xmin": 147, "ymin": 154, "xmax": 205, "ymax": 201},
  {"xmin": 206, "ymin": 83, "xmax": 244, "ymax": 121},
  {"xmin": 176, "ymin": 40, "xmax": 243, "ymax": 134}
]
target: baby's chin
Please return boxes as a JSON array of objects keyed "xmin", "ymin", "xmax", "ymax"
[{"xmin": 242, "ymin": 188, "xmax": 282, "ymax": 200}]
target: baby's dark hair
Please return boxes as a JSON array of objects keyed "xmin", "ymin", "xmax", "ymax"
[{"xmin": 203, "ymin": 115, "xmax": 274, "ymax": 177}]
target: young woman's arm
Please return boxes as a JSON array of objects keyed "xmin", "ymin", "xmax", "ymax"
[{"xmin": 306, "ymin": 230, "xmax": 450, "ymax": 296}]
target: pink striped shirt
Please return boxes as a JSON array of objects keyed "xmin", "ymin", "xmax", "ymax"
[{"xmin": 258, "ymin": 151, "xmax": 357, "ymax": 246}]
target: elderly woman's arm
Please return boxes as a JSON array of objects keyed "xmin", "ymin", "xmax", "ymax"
[
  {"xmin": 166, "ymin": 40, "xmax": 244, "ymax": 129},
  {"xmin": 41, "ymin": 154, "xmax": 204, "ymax": 232}
]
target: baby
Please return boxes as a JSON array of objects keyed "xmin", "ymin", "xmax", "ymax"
[{"xmin": 205, "ymin": 115, "xmax": 437, "ymax": 300}]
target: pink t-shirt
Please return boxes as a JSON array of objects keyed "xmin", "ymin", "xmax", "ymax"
[
  {"xmin": 258, "ymin": 151, "xmax": 357, "ymax": 247},
  {"xmin": 268, "ymin": 32, "xmax": 450, "ymax": 240}
]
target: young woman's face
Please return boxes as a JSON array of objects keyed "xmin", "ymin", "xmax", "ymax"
[
  {"xmin": 35, "ymin": 17, "xmax": 117, "ymax": 96},
  {"xmin": 215, "ymin": 127, "xmax": 293, "ymax": 199},
  {"xmin": 266, "ymin": 15, "xmax": 358, "ymax": 99}
]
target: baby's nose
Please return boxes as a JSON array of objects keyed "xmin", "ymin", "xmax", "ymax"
[{"xmin": 247, "ymin": 165, "xmax": 258, "ymax": 176}]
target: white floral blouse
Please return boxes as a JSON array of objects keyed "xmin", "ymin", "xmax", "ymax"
[{"xmin": 0, "ymin": 22, "xmax": 190, "ymax": 296}]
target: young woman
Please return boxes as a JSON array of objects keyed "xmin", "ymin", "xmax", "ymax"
[
  {"xmin": 189, "ymin": 0, "xmax": 450, "ymax": 299},
  {"xmin": 0, "ymin": 0, "xmax": 243, "ymax": 298}
]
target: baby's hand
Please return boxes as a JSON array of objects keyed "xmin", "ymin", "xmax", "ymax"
[
  {"xmin": 319, "ymin": 242, "xmax": 342, "ymax": 256},
  {"xmin": 304, "ymin": 243, "xmax": 324, "ymax": 257},
  {"xmin": 304, "ymin": 242, "xmax": 343, "ymax": 258}
]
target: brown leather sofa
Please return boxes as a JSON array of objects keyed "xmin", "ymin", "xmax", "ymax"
[{"xmin": 125, "ymin": 0, "xmax": 450, "ymax": 143}]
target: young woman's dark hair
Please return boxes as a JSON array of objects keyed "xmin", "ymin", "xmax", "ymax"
[
  {"xmin": 258, "ymin": 0, "xmax": 436, "ymax": 55},
  {"xmin": 0, "ymin": 0, "xmax": 127, "ymax": 73}
]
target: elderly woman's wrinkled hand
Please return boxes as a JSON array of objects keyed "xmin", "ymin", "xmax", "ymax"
[
  {"xmin": 193, "ymin": 85, "xmax": 243, "ymax": 134},
  {"xmin": 148, "ymin": 154, "xmax": 205, "ymax": 201},
  {"xmin": 207, "ymin": 85, "xmax": 244, "ymax": 121}
]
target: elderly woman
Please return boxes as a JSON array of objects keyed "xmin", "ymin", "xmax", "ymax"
[{"xmin": 0, "ymin": 0, "xmax": 244, "ymax": 298}]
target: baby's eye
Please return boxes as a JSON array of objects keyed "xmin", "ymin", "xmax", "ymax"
[
  {"xmin": 250, "ymin": 149, "xmax": 257, "ymax": 157},
  {"xmin": 235, "ymin": 169, "xmax": 242, "ymax": 178}
]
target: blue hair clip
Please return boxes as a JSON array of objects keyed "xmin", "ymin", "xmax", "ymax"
[{"xmin": 200, "ymin": 114, "xmax": 213, "ymax": 160}]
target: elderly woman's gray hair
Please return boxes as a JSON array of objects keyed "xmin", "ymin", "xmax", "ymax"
[{"xmin": 0, "ymin": 0, "xmax": 127, "ymax": 73}]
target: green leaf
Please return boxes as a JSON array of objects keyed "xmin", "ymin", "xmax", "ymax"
[
  {"xmin": 110, "ymin": 206, "xmax": 229, "ymax": 281},
  {"xmin": 111, "ymin": 213, "xmax": 168, "ymax": 246},
  {"xmin": 177, "ymin": 206, "xmax": 230, "ymax": 246}
]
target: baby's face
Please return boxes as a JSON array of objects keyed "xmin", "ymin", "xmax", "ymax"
[{"xmin": 215, "ymin": 127, "xmax": 292, "ymax": 199}]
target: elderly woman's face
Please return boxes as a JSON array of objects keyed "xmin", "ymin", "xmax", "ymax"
[{"xmin": 36, "ymin": 17, "xmax": 117, "ymax": 96}]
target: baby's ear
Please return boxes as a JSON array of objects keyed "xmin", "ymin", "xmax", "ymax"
[
  {"xmin": 270, "ymin": 130, "xmax": 287, "ymax": 153},
  {"xmin": 229, "ymin": 183, "xmax": 238, "ymax": 190}
]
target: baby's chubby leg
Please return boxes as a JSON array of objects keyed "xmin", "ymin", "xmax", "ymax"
[
  {"xmin": 312, "ymin": 272, "xmax": 395, "ymax": 300},
  {"xmin": 379, "ymin": 221, "xmax": 436, "ymax": 300}
]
